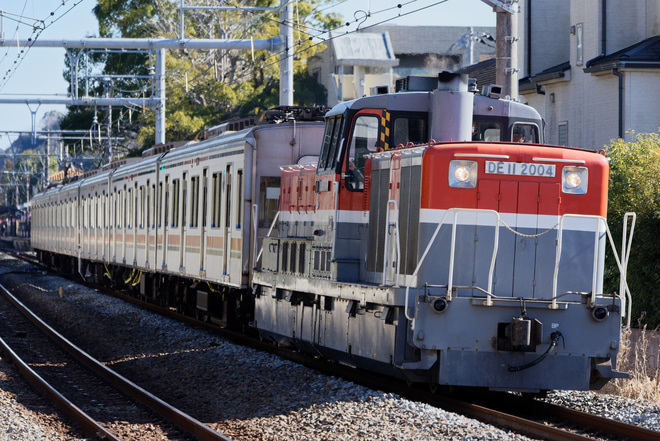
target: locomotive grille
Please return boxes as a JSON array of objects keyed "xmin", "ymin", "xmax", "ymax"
[
  {"xmin": 399, "ymin": 161, "xmax": 422, "ymax": 275},
  {"xmin": 367, "ymin": 163, "xmax": 391, "ymax": 273}
]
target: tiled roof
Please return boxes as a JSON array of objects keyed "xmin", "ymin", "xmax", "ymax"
[
  {"xmin": 585, "ymin": 35, "xmax": 660, "ymax": 71},
  {"xmin": 458, "ymin": 57, "xmax": 496, "ymax": 92}
]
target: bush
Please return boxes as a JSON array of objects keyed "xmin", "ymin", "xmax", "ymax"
[{"xmin": 605, "ymin": 132, "xmax": 660, "ymax": 328}]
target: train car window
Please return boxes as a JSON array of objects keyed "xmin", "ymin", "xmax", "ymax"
[
  {"xmin": 158, "ymin": 183, "xmax": 163, "ymax": 227},
  {"xmin": 211, "ymin": 173, "xmax": 221, "ymax": 228},
  {"xmin": 127, "ymin": 188, "xmax": 134, "ymax": 228},
  {"xmin": 164, "ymin": 179, "xmax": 170, "ymax": 228},
  {"xmin": 87, "ymin": 197, "xmax": 92, "ymax": 229},
  {"xmin": 225, "ymin": 166, "xmax": 232, "ymax": 229},
  {"xmin": 150, "ymin": 184, "xmax": 156, "ymax": 228},
  {"xmin": 139, "ymin": 186, "xmax": 145, "ymax": 229},
  {"xmin": 392, "ymin": 117, "xmax": 426, "ymax": 147},
  {"xmin": 191, "ymin": 176, "xmax": 200, "ymax": 228},
  {"xmin": 112, "ymin": 191, "xmax": 117, "ymax": 229},
  {"xmin": 346, "ymin": 115, "xmax": 380, "ymax": 191},
  {"xmin": 202, "ymin": 170, "xmax": 208, "ymax": 228},
  {"xmin": 182, "ymin": 174, "xmax": 188, "ymax": 228},
  {"xmin": 172, "ymin": 179, "xmax": 180, "ymax": 228},
  {"xmin": 259, "ymin": 176, "xmax": 280, "ymax": 228},
  {"xmin": 117, "ymin": 190, "xmax": 122, "ymax": 229},
  {"xmin": 511, "ymin": 123, "xmax": 539, "ymax": 143},
  {"xmin": 236, "ymin": 169, "xmax": 243, "ymax": 229},
  {"xmin": 472, "ymin": 121, "xmax": 501, "ymax": 141}
]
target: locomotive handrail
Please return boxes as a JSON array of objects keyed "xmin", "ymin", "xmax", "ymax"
[
  {"xmin": 330, "ymin": 181, "xmax": 339, "ymax": 262},
  {"xmin": 551, "ymin": 213, "xmax": 634, "ymax": 325},
  {"xmin": 405, "ymin": 208, "xmax": 635, "ymax": 327},
  {"xmin": 604, "ymin": 212, "xmax": 635, "ymax": 328},
  {"xmin": 382, "ymin": 200, "xmax": 401, "ymax": 287},
  {"xmin": 621, "ymin": 213, "xmax": 636, "ymax": 327}
]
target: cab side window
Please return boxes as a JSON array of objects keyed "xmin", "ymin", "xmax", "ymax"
[
  {"xmin": 511, "ymin": 123, "xmax": 540, "ymax": 143},
  {"xmin": 318, "ymin": 115, "xmax": 344, "ymax": 173},
  {"xmin": 392, "ymin": 117, "xmax": 426, "ymax": 147},
  {"xmin": 473, "ymin": 121, "xmax": 501, "ymax": 141},
  {"xmin": 346, "ymin": 115, "xmax": 380, "ymax": 191}
]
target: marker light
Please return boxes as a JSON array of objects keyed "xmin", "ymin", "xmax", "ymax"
[
  {"xmin": 449, "ymin": 160, "xmax": 477, "ymax": 188},
  {"xmin": 562, "ymin": 166, "xmax": 588, "ymax": 194},
  {"xmin": 592, "ymin": 306, "xmax": 609, "ymax": 321}
]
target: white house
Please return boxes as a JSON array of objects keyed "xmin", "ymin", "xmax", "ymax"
[
  {"xmin": 518, "ymin": 0, "xmax": 660, "ymax": 149},
  {"xmin": 308, "ymin": 25, "xmax": 495, "ymax": 107}
]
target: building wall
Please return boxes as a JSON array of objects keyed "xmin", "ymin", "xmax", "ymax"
[
  {"xmin": 606, "ymin": 0, "xmax": 660, "ymax": 52},
  {"xmin": 625, "ymin": 70, "xmax": 660, "ymax": 137},
  {"xmin": 518, "ymin": 0, "xmax": 570, "ymax": 77},
  {"xmin": 521, "ymin": 0, "xmax": 660, "ymax": 149}
]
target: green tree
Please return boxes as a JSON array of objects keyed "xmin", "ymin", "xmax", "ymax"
[
  {"xmin": 605, "ymin": 132, "xmax": 660, "ymax": 328},
  {"xmin": 62, "ymin": 0, "xmax": 339, "ymax": 155}
]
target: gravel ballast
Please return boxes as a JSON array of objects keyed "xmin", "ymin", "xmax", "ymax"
[{"xmin": 0, "ymin": 253, "xmax": 659, "ymax": 440}]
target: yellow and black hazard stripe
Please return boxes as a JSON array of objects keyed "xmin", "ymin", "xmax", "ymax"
[{"xmin": 380, "ymin": 109, "xmax": 391, "ymax": 150}]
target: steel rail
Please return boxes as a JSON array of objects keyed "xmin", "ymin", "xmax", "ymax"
[
  {"xmin": 513, "ymin": 396, "xmax": 660, "ymax": 441},
  {"xmin": 0, "ymin": 283, "xmax": 233, "ymax": 441},
  {"xmin": 11, "ymin": 251, "xmax": 656, "ymax": 441},
  {"xmin": 0, "ymin": 335, "xmax": 122, "ymax": 441}
]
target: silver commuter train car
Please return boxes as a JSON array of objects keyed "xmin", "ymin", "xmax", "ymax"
[{"xmin": 32, "ymin": 108, "xmax": 326, "ymax": 322}]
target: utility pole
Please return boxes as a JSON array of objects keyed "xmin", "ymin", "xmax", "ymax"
[
  {"xmin": 279, "ymin": 0, "xmax": 294, "ymax": 106},
  {"xmin": 481, "ymin": 0, "xmax": 519, "ymax": 100}
]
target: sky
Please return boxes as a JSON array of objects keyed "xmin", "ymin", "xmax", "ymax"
[{"xmin": 0, "ymin": 0, "xmax": 497, "ymax": 151}]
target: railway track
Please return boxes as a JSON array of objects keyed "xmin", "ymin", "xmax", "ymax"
[
  {"xmin": 75, "ymin": 274, "xmax": 658, "ymax": 441},
  {"xmin": 4, "ymin": 249, "xmax": 659, "ymax": 441},
  {"xmin": 0, "ymin": 280, "xmax": 233, "ymax": 441}
]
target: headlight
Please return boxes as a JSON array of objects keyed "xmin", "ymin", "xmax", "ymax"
[
  {"xmin": 562, "ymin": 166, "xmax": 588, "ymax": 194},
  {"xmin": 449, "ymin": 160, "xmax": 477, "ymax": 188}
]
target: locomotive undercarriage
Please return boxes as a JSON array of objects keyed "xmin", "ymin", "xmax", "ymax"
[{"xmin": 252, "ymin": 269, "xmax": 626, "ymax": 392}]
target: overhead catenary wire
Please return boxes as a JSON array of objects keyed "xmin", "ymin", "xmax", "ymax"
[{"xmin": 0, "ymin": 0, "xmax": 87, "ymax": 92}]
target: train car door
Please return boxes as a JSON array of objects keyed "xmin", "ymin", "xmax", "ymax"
[
  {"xmin": 180, "ymin": 172, "xmax": 188, "ymax": 272},
  {"xmin": 199, "ymin": 169, "xmax": 209, "ymax": 277},
  {"xmin": 102, "ymin": 190, "xmax": 108, "ymax": 261},
  {"xmin": 147, "ymin": 181, "xmax": 156, "ymax": 269},
  {"xmin": 183, "ymin": 172, "xmax": 201, "ymax": 277},
  {"xmin": 161, "ymin": 177, "xmax": 169, "ymax": 270},
  {"xmin": 110, "ymin": 188, "xmax": 117, "ymax": 262}
]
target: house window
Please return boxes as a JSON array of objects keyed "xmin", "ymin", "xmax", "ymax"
[
  {"xmin": 576, "ymin": 23, "xmax": 583, "ymax": 66},
  {"xmin": 558, "ymin": 122, "xmax": 568, "ymax": 146}
]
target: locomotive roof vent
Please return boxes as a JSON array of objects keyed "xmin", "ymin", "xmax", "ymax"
[
  {"xmin": 395, "ymin": 72, "xmax": 470, "ymax": 93},
  {"xmin": 482, "ymin": 84, "xmax": 503, "ymax": 99}
]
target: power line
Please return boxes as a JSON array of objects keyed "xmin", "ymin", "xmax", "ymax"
[{"xmin": 0, "ymin": 0, "xmax": 87, "ymax": 92}]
